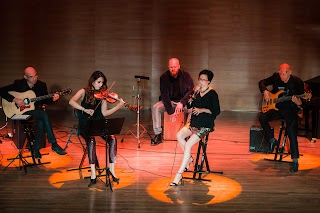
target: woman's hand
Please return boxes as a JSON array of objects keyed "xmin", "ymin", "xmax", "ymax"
[
  {"xmin": 192, "ymin": 107, "xmax": 202, "ymax": 116},
  {"xmin": 84, "ymin": 108, "xmax": 94, "ymax": 116},
  {"xmin": 118, "ymin": 98, "xmax": 125, "ymax": 108}
]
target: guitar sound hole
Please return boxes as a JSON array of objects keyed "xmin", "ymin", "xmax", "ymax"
[{"xmin": 23, "ymin": 98, "xmax": 30, "ymax": 105}]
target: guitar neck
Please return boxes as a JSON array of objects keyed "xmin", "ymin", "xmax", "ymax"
[
  {"xmin": 30, "ymin": 94, "xmax": 54, "ymax": 103},
  {"xmin": 275, "ymin": 94, "xmax": 304, "ymax": 103}
]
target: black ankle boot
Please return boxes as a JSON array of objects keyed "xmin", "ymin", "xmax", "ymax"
[
  {"xmin": 88, "ymin": 178, "xmax": 97, "ymax": 187},
  {"xmin": 290, "ymin": 162, "xmax": 299, "ymax": 172},
  {"xmin": 110, "ymin": 173, "xmax": 120, "ymax": 184},
  {"xmin": 268, "ymin": 138, "xmax": 279, "ymax": 153}
]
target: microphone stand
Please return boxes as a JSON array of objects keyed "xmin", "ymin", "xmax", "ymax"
[{"xmin": 121, "ymin": 76, "xmax": 152, "ymax": 148}]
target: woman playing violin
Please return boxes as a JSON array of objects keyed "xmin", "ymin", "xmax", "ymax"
[{"xmin": 69, "ymin": 71, "xmax": 125, "ymax": 187}]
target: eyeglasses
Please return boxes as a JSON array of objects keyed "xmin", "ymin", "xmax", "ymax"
[
  {"xmin": 198, "ymin": 78, "xmax": 209, "ymax": 82},
  {"xmin": 27, "ymin": 74, "xmax": 38, "ymax": 79}
]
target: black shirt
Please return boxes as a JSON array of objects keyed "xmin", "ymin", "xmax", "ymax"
[{"xmin": 188, "ymin": 89, "xmax": 220, "ymax": 129}]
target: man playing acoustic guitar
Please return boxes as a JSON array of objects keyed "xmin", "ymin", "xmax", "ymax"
[
  {"xmin": 0, "ymin": 67, "xmax": 67, "ymax": 159},
  {"xmin": 258, "ymin": 63, "xmax": 305, "ymax": 172}
]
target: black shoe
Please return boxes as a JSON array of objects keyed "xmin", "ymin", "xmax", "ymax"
[
  {"xmin": 290, "ymin": 162, "xmax": 299, "ymax": 172},
  {"xmin": 110, "ymin": 172, "xmax": 120, "ymax": 184},
  {"xmin": 151, "ymin": 134, "xmax": 162, "ymax": 146},
  {"xmin": 52, "ymin": 143, "xmax": 67, "ymax": 155},
  {"xmin": 88, "ymin": 178, "xmax": 97, "ymax": 187},
  {"xmin": 184, "ymin": 156, "xmax": 194, "ymax": 172},
  {"xmin": 32, "ymin": 149, "xmax": 42, "ymax": 159},
  {"xmin": 170, "ymin": 173, "xmax": 184, "ymax": 186},
  {"xmin": 268, "ymin": 138, "xmax": 279, "ymax": 154}
]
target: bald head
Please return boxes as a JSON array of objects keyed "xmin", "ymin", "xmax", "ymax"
[
  {"xmin": 278, "ymin": 63, "xmax": 292, "ymax": 83},
  {"xmin": 168, "ymin": 58, "xmax": 180, "ymax": 78},
  {"xmin": 24, "ymin": 67, "xmax": 36, "ymax": 76},
  {"xmin": 279, "ymin": 63, "xmax": 291, "ymax": 71},
  {"xmin": 24, "ymin": 66, "xmax": 38, "ymax": 86}
]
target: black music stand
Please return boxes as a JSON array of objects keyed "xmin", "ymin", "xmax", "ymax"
[{"xmin": 86, "ymin": 117, "xmax": 125, "ymax": 192}]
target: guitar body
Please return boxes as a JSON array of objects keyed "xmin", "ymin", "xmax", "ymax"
[
  {"xmin": 261, "ymin": 90, "xmax": 284, "ymax": 113},
  {"xmin": 2, "ymin": 90, "xmax": 36, "ymax": 118},
  {"xmin": 261, "ymin": 90, "xmax": 312, "ymax": 113},
  {"xmin": 2, "ymin": 88, "xmax": 72, "ymax": 118}
]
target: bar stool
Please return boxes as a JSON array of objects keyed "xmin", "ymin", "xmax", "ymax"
[
  {"xmin": 4, "ymin": 116, "xmax": 50, "ymax": 173},
  {"xmin": 265, "ymin": 119, "xmax": 299, "ymax": 162},
  {"xmin": 184, "ymin": 132, "xmax": 223, "ymax": 182}
]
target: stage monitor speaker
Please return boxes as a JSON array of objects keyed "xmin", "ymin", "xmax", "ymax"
[
  {"xmin": 249, "ymin": 125, "xmax": 273, "ymax": 153},
  {"xmin": 12, "ymin": 120, "xmax": 47, "ymax": 149}
]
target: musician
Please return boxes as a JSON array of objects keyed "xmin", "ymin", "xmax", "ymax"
[
  {"xmin": 259, "ymin": 63, "xmax": 304, "ymax": 172},
  {"xmin": 151, "ymin": 58, "xmax": 194, "ymax": 146},
  {"xmin": 171, "ymin": 69, "xmax": 220, "ymax": 186},
  {"xmin": 69, "ymin": 71, "xmax": 125, "ymax": 187},
  {"xmin": 0, "ymin": 67, "xmax": 67, "ymax": 159}
]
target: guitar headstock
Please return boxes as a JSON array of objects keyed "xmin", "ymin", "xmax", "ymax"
[
  {"xmin": 302, "ymin": 91, "xmax": 312, "ymax": 101},
  {"xmin": 58, "ymin": 88, "xmax": 72, "ymax": 96}
]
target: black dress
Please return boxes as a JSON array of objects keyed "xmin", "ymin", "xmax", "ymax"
[{"xmin": 78, "ymin": 94, "xmax": 117, "ymax": 164}]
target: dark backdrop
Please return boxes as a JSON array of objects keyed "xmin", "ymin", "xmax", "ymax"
[{"xmin": 1, "ymin": 0, "xmax": 319, "ymax": 111}]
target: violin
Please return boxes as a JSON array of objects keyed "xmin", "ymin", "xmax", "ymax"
[
  {"xmin": 94, "ymin": 89, "xmax": 142, "ymax": 111},
  {"xmin": 94, "ymin": 89, "xmax": 120, "ymax": 103}
]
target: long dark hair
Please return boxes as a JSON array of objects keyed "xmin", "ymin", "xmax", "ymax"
[{"xmin": 85, "ymin": 71, "xmax": 107, "ymax": 104}]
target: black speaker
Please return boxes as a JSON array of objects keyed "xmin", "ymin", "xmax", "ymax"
[
  {"xmin": 249, "ymin": 125, "xmax": 273, "ymax": 153},
  {"xmin": 12, "ymin": 120, "xmax": 47, "ymax": 149}
]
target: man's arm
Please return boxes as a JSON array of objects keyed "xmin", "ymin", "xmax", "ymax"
[
  {"xmin": 258, "ymin": 73, "xmax": 277, "ymax": 94},
  {"xmin": 259, "ymin": 73, "xmax": 277, "ymax": 102},
  {"xmin": 180, "ymin": 71, "xmax": 194, "ymax": 106},
  {"xmin": 160, "ymin": 74, "xmax": 175, "ymax": 115},
  {"xmin": 0, "ymin": 81, "xmax": 19, "ymax": 102}
]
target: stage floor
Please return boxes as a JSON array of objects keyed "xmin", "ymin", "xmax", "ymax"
[{"xmin": 0, "ymin": 110, "xmax": 319, "ymax": 213}]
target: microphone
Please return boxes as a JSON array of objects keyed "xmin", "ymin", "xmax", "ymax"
[
  {"xmin": 189, "ymin": 84, "xmax": 202, "ymax": 104},
  {"xmin": 194, "ymin": 84, "xmax": 202, "ymax": 96},
  {"xmin": 190, "ymin": 84, "xmax": 202, "ymax": 102}
]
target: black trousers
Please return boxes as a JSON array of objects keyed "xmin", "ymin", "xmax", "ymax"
[
  {"xmin": 81, "ymin": 134, "xmax": 117, "ymax": 164},
  {"xmin": 24, "ymin": 110, "xmax": 56, "ymax": 150},
  {"xmin": 259, "ymin": 109, "xmax": 300, "ymax": 159}
]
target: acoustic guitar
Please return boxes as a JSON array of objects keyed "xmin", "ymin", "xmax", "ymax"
[
  {"xmin": 2, "ymin": 88, "xmax": 72, "ymax": 118},
  {"xmin": 261, "ymin": 90, "xmax": 312, "ymax": 113}
]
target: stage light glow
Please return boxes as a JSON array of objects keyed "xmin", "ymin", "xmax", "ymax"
[{"xmin": 147, "ymin": 174, "xmax": 242, "ymax": 205}]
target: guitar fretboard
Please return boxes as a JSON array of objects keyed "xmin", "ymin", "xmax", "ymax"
[
  {"xmin": 30, "ymin": 94, "xmax": 55, "ymax": 103},
  {"xmin": 275, "ymin": 94, "xmax": 304, "ymax": 104}
]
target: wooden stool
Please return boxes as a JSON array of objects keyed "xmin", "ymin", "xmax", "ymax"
[
  {"xmin": 163, "ymin": 112, "xmax": 185, "ymax": 141},
  {"xmin": 184, "ymin": 133, "xmax": 223, "ymax": 181}
]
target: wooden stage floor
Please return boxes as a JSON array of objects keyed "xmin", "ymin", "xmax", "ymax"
[{"xmin": 0, "ymin": 110, "xmax": 319, "ymax": 213}]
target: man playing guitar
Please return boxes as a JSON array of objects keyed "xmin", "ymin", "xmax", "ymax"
[
  {"xmin": 258, "ymin": 63, "xmax": 304, "ymax": 172},
  {"xmin": 0, "ymin": 67, "xmax": 67, "ymax": 159}
]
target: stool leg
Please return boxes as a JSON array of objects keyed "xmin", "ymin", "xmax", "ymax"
[
  {"xmin": 184, "ymin": 134, "xmax": 223, "ymax": 181},
  {"xmin": 192, "ymin": 141, "xmax": 202, "ymax": 179},
  {"xmin": 198, "ymin": 142, "xmax": 207, "ymax": 179}
]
